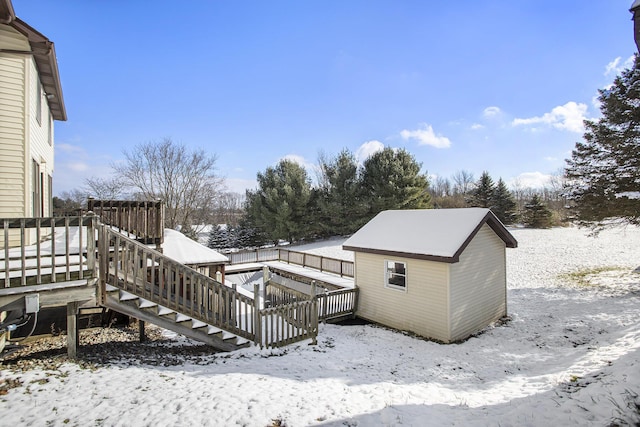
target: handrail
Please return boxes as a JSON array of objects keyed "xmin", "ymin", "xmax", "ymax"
[
  {"xmin": 100, "ymin": 225, "xmax": 256, "ymax": 341},
  {"xmin": 0, "ymin": 215, "xmax": 97, "ymax": 288},
  {"xmin": 265, "ymin": 279, "xmax": 358, "ymax": 321}
]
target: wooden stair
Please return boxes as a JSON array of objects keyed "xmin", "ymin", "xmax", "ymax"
[{"xmin": 102, "ymin": 284, "xmax": 251, "ymax": 352}]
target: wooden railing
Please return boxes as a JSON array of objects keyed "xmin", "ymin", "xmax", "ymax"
[
  {"xmin": 259, "ymin": 299, "xmax": 317, "ymax": 348},
  {"xmin": 99, "ymin": 226, "xmax": 318, "ymax": 348},
  {"xmin": 265, "ymin": 279, "xmax": 358, "ymax": 322},
  {"xmin": 229, "ymin": 248, "xmax": 354, "ymax": 278},
  {"xmin": 88, "ymin": 199, "xmax": 164, "ymax": 246},
  {"xmin": 1, "ymin": 215, "xmax": 97, "ymax": 288}
]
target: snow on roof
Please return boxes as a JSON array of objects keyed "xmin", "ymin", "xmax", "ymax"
[
  {"xmin": 343, "ymin": 208, "xmax": 517, "ymax": 263},
  {"xmin": 160, "ymin": 229, "xmax": 228, "ymax": 265}
]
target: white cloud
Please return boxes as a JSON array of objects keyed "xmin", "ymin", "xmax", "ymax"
[
  {"xmin": 509, "ymin": 171, "xmax": 553, "ymax": 189},
  {"xmin": 470, "ymin": 123, "xmax": 484, "ymax": 130},
  {"xmin": 511, "ymin": 101, "xmax": 588, "ymax": 133},
  {"xmin": 483, "ymin": 106, "xmax": 502, "ymax": 118},
  {"xmin": 67, "ymin": 162, "xmax": 89, "ymax": 172},
  {"xmin": 225, "ymin": 177, "xmax": 257, "ymax": 194},
  {"xmin": 605, "ymin": 55, "xmax": 634, "ymax": 78},
  {"xmin": 355, "ymin": 140, "xmax": 384, "ymax": 163},
  {"xmin": 281, "ymin": 154, "xmax": 317, "ymax": 173},
  {"xmin": 400, "ymin": 124, "xmax": 451, "ymax": 148},
  {"xmin": 56, "ymin": 143, "xmax": 86, "ymax": 154}
]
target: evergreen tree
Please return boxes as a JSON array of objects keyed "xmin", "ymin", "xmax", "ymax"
[
  {"xmin": 244, "ymin": 159, "xmax": 313, "ymax": 243},
  {"xmin": 316, "ymin": 149, "xmax": 365, "ymax": 236},
  {"xmin": 491, "ymin": 178, "xmax": 517, "ymax": 224},
  {"xmin": 522, "ymin": 194, "xmax": 553, "ymax": 228},
  {"xmin": 359, "ymin": 147, "xmax": 431, "ymax": 220},
  {"xmin": 468, "ymin": 171, "xmax": 495, "ymax": 208},
  {"xmin": 565, "ymin": 54, "xmax": 640, "ymax": 230},
  {"xmin": 207, "ymin": 225, "xmax": 229, "ymax": 250}
]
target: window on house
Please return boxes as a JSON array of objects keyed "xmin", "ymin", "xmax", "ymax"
[
  {"xmin": 36, "ymin": 79, "xmax": 42, "ymax": 126},
  {"xmin": 32, "ymin": 159, "xmax": 41, "ymax": 217},
  {"xmin": 385, "ymin": 260, "xmax": 407, "ymax": 290},
  {"xmin": 48, "ymin": 113, "xmax": 52, "ymax": 146},
  {"xmin": 48, "ymin": 174, "xmax": 53, "ymax": 216}
]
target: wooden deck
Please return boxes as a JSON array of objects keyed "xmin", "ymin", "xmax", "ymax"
[{"xmin": 1, "ymin": 204, "xmax": 358, "ymax": 356}]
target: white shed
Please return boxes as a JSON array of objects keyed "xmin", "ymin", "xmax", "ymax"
[{"xmin": 343, "ymin": 208, "xmax": 517, "ymax": 343}]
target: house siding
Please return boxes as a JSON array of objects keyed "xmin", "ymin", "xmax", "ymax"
[
  {"xmin": 354, "ymin": 252, "xmax": 450, "ymax": 342},
  {"xmin": 449, "ymin": 224, "xmax": 507, "ymax": 342},
  {"xmin": 0, "ymin": 24, "xmax": 56, "ymax": 246},
  {"xmin": 0, "ymin": 51, "xmax": 27, "ymax": 218},
  {"xmin": 27, "ymin": 57, "xmax": 55, "ymax": 217}
]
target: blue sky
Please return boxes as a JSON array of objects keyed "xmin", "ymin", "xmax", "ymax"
[{"xmin": 16, "ymin": 1, "xmax": 637, "ymax": 195}]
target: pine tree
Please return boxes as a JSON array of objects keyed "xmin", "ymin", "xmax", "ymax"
[
  {"xmin": 207, "ymin": 225, "xmax": 229, "ymax": 250},
  {"xmin": 565, "ymin": 54, "xmax": 640, "ymax": 230},
  {"xmin": 359, "ymin": 147, "xmax": 431, "ymax": 220},
  {"xmin": 316, "ymin": 149, "xmax": 365, "ymax": 236},
  {"xmin": 244, "ymin": 160, "xmax": 313, "ymax": 243},
  {"xmin": 467, "ymin": 171, "xmax": 495, "ymax": 208},
  {"xmin": 491, "ymin": 178, "xmax": 517, "ymax": 224},
  {"xmin": 522, "ymin": 194, "xmax": 553, "ymax": 228}
]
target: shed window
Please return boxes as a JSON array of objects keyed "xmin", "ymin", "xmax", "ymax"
[{"xmin": 385, "ymin": 260, "xmax": 406, "ymax": 290}]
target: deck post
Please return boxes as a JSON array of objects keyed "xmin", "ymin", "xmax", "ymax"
[
  {"xmin": 139, "ymin": 320, "xmax": 146, "ymax": 342},
  {"xmin": 67, "ymin": 301, "xmax": 80, "ymax": 359},
  {"xmin": 86, "ymin": 213, "xmax": 97, "ymax": 278},
  {"xmin": 253, "ymin": 283, "xmax": 262, "ymax": 347}
]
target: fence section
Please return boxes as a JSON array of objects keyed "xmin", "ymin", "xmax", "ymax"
[
  {"xmin": 259, "ymin": 299, "xmax": 318, "ymax": 348},
  {"xmin": 229, "ymin": 248, "xmax": 354, "ymax": 278},
  {"xmin": 265, "ymin": 279, "xmax": 358, "ymax": 322}
]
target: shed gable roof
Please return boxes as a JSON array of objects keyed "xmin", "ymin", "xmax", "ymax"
[{"xmin": 343, "ymin": 208, "xmax": 517, "ymax": 263}]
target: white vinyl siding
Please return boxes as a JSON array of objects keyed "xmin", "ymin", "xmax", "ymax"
[
  {"xmin": 354, "ymin": 252, "xmax": 450, "ymax": 342},
  {"xmin": 0, "ymin": 51, "xmax": 27, "ymax": 217},
  {"xmin": 27, "ymin": 58, "xmax": 54, "ymax": 218},
  {"xmin": 448, "ymin": 224, "xmax": 507, "ymax": 342}
]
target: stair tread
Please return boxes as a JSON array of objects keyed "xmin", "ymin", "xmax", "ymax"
[
  {"xmin": 139, "ymin": 298, "xmax": 157, "ymax": 309},
  {"xmin": 157, "ymin": 306, "xmax": 174, "ymax": 316},
  {"xmin": 192, "ymin": 320, "xmax": 207, "ymax": 329},
  {"xmin": 119, "ymin": 290, "xmax": 138, "ymax": 301},
  {"xmin": 175, "ymin": 313, "xmax": 190, "ymax": 323}
]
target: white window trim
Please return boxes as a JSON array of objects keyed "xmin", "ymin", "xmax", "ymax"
[{"xmin": 384, "ymin": 259, "xmax": 407, "ymax": 292}]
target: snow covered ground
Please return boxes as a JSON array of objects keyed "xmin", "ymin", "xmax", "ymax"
[{"xmin": 2, "ymin": 225, "xmax": 640, "ymax": 426}]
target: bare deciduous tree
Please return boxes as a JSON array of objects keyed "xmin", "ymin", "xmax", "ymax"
[
  {"xmin": 452, "ymin": 170, "xmax": 475, "ymax": 195},
  {"xmin": 113, "ymin": 138, "xmax": 223, "ymax": 231},
  {"xmin": 84, "ymin": 176, "xmax": 126, "ymax": 200}
]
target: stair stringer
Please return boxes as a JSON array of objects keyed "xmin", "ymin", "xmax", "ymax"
[{"xmin": 102, "ymin": 290, "xmax": 251, "ymax": 352}]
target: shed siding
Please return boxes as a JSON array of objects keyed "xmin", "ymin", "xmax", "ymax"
[
  {"xmin": 449, "ymin": 224, "xmax": 506, "ymax": 342},
  {"xmin": 354, "ymin": 252, "xmax": 450, "ymax": 342}
]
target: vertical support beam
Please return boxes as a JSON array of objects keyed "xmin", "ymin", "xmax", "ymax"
[
  {"xmin": 253, "ymin": 283, "xmax": 261, "ymax": 347},
  {"xmin": 67, "ymin": 301, "xmax": 80, "ymax": 359},
  {"xmin": 309, "ymin": 281, "xmax": 318, "ymax": 345},
  {"xmin": 139, "ymin": 320, "xmax": 146, "ymax": 342},
  {"xmin": 86, "ymin": 213, "xmax": 96, "ymax": 279},
  {"xmin": 262, "ymin": 266, "xmax": 269, "ymax": 284}
]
